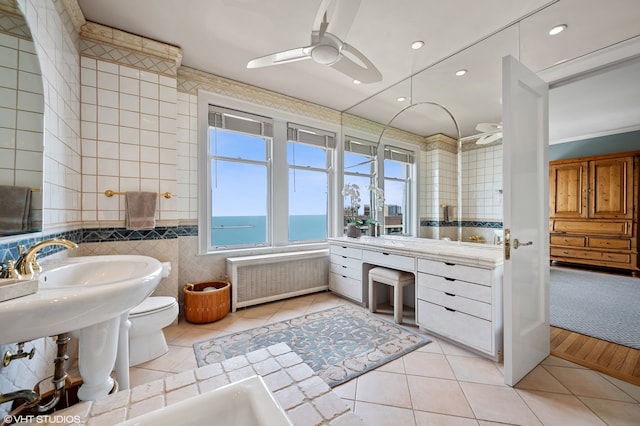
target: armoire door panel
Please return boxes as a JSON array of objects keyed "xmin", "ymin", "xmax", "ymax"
[
  {"xmin": 589, "ymin": 156, "xmax": 634, "ymax": 219},
  {"xmin": 549, "ymin": 162, "xmax": 587, "ymax": 218}
]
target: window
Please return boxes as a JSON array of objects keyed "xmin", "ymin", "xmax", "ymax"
[
  {"xmin": 343, "ymin": 137, "xmax": 376, "ymax": 234},
  {"xmin": 287, "ymin": 124, "xmax": 334, "ymax": 242},
  {"xmin": 202, "ymin": 103, "xmax": 336, "ymax": 252},
  {"xmin": 383, "ymin": 145, "xmax": 414, "ymax": 235},
  {"xmin": 207, "ymin": 106, "xmax": 272, "ymax": 249}
]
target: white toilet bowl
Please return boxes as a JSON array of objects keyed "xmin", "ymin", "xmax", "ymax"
[{"xmin": 128, "ymin": 296, "xmax": 179, "ymax": 366}]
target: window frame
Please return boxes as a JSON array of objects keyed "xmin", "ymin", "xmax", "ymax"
[{"xmin": 198, "ymin": 92, "xmax": 339, "ymax": 254}]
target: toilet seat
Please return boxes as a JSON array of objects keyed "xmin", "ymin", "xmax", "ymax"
[{"xmin": 130, "ymin": 296, "xmax": 176, "ymax": 317}]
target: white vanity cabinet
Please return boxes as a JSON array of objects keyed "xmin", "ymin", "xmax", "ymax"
[
  {"xmin": 329, "ymin": 243, "xmax": 364, "ymax": 303},
  {"xmin": 417, "ymin": 258, "xmax": 503, "ymax": 361}
]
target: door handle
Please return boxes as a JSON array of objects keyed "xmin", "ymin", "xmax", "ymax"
[
  {"xmin": 504, "ymin": 228, "xmax": 533, "ymax": 260},
  {"xmin": 513, "ymin": 239, "xmax": 533, "ymax": 249}
]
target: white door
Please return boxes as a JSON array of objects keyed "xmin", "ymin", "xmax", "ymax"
[{"xmin": 502, "ymin": 55, "xmax": 550, "ymax": 386}]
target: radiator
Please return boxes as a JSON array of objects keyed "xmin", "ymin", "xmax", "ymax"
[{"xmin": 225, "ymin": 249, "xmax": 329, "ymax": 312}]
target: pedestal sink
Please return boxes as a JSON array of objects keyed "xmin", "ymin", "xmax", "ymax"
[{"xmin": 0, "ymin": 255, "xmax": 162, "ymax": 401}]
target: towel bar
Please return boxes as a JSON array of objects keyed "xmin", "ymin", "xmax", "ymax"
[{"xmin": 104, "ymin": 189, "xmax": 172, "ymax": 199}]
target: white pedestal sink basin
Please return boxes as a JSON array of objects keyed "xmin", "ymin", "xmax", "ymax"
[
  {"xmin": 118, "ymin": 375, "xmax": 292, "ymax": 426},
  {"xmin": 0, "ymin": 255, "xmax": 162, "ymax": 401}
]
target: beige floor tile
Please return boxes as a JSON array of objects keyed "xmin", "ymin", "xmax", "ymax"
[
  {"xmin": 459, "ymin": 382, "xmax": 541, "ymax": 426},
  {"xmin": 414, "ymin": 411, "xmax": 480, "ymax": 426},
  {"xmin": 579, "ymin": 396, "xmax": 640, "ymax": 426},
  {"xmin": 333, "ymin": 378, "xmax": 357, "ymax": 400},
  {"xmin": 516, "ymin": 365, "xmax": 571, "ymax": 394},
  {"xmin": 545, "ymin": 365, "xmax": 636, "ymax": 402},
  {"xmin": 438, "ymin": 339, "xmax": 482, "ymax": 358},
  {"xmin": 166, "ymin": 327, "xmax": 224, "ymax": 347},
  {"xmin": 376, "ymin": 357, "xmax": 406, "ymax": 374},
  {"xmin": 355, "ymin": 371, "xmax": 412, "ymax": 409},
  {"xmin": 354, "ymin": 401, "xmax": 416, "ymax": 426},
  {"xmin": 128, "ymin": 368, "xmax": 168, "ymax": 388},
  {"xmin": 403, "ymin": 351, "xmax": 455, "ymax": 380},
  {"xmin": 517, "ymin": 389, "xmax": 606, "ymax": 426},
  {"xmin": 541, "ymin": 355, "xmax": 587, "ymax": 369},
  {"xmin": 598, "ymin": 374, "xmax": 640, "ymax": 402},
  {"xmin": 135, "ymin": 346, "xmax": 195, "ymax": 372},
  {"xmin": 407, "ymin": 376, "xmax": 474, "ymax": 418},
  {"xmin": 446, "ymin": 355, "xmax": 503, "ymax": 385},
  {"xmin": 416, "ymin": 337, "xmax": 444, "ymax": 354}
]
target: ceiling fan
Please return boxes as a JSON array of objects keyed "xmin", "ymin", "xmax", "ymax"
[
  {"xmin": 474, "ymin": 122, "xmax": 503, "ymax": 145},
  {"xmin": 246, "ymin": 0, "xmax": 382, "ymax": 84}
]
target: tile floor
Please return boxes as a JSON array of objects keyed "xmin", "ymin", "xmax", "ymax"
[{"xmin": 130, "ymin": 292, "xmax": 640, "ymax": 425}]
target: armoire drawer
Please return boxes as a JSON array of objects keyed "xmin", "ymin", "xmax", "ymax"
[
  {"xmin": 417, "ymin": 258, "xmax": 491, "ymax": 286},
  {"xmin": 417, "ymin": 272, "xmax": 491, "ymax": 303},
  {"xmin": 550, "ymin": 235, "xmax": 585, "ymax": 247},
  {"xmin": 588, "ymin": 237, "xmax": 631, "ymax": 250},
  {"xmin": 417, "ymin": 300, "xmax": 491, "ymax": 353},
  {"xmin": 550, "ymin": 247, "xmax": 631, "ymax": 264},
  {"xmin": 551, "ymin": 220, "xmax": 631, "ymax": 236},
  {"xmin": 418, "ymin": 287, "xmax": 491, "ymax": 320}
]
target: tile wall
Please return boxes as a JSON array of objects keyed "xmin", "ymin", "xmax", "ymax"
[
  {"xmin": 462, "ymin": 143, "xmax": 503, "ymax": 221},
  {"xmin": 79, "ymin": 57, "xmax": 178, "ymax": 226}
]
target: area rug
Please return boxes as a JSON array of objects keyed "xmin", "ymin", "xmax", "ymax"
[
  {"xmin": 550, "ymin": 267, "xmax": 640, "ymax": 349},
  {"xmin": 193, "ymin": 305, "xmax": 430, "ymax": 387}
]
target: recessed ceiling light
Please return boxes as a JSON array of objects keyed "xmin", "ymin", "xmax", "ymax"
[
  {"xmin": 455, "ymin": 69, "xmax": 467, "ymax": 76},
  {"xmin": 410, "ymin": 40, "xmax": 424, "ymax": 50},
  {"xmin": 549, "ymin": 24, "xmax": 567, "ymax": 35},
  {"xmin": 353, "ymin": 79, "xmax": 361, "ymax": 85},
  {"xmin": 396, "ymin": 96, "xmax": 407, "ymax": 102}
]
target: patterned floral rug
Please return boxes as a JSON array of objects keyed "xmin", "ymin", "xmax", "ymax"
[{"xmin": 193, "ymin": 305, "xmax": 430, "ymax": 387}]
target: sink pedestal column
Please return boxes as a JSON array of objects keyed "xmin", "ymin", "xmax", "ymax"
[
  {"xmin": 76, "ymin": 317, "xmax": 120, "ymax": 401},
  {"xmin": 115, "ymin": 312, "xmax": 131, "ymax": 390}
]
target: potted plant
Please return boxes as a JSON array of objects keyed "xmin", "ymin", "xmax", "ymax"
[{"xmin": 342, "ymin": 183, "xmax": 362, "ymax": 238}]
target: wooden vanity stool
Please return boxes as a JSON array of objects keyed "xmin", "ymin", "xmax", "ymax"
[{"xmin": 368, "ymin": 267, "xmax": 414, "ymax": 324}]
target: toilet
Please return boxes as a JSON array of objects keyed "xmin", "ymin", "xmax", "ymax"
[{"xmin": 128, "ymin": 296, "xmax": 179, "ymax": 366}]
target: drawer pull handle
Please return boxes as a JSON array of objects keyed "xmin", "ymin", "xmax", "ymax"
[
  {"xmin": 444, "ymin": 292, "xmax": 455, "ymax": 297},
  {"xmin": 382, "ymin": 252, "xmax": 390, "ymax": 256},
  {"xmin": 342, "ymin": 256, "xmax": 347, "ymax": 259},
  {"xmin": 444, "ymin": 277, "xmax": 455, "ymax": 282},
  {"xmin": 342, "ymin": 265, "xmax": 347, "ymax": 268},
  {"xmin": 445, "ymin": 262, "xmax": 455, "ymax": 266},
  {"xmin": 342, "ymin": 275, "xmax": 347, "ymax": 279},
  {"xmin": 445, "ymin": 307, "xmax": 456, "ymax": 312}
]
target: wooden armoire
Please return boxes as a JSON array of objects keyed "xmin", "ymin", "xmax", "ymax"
[{"xmin": 549, "ymin": 151, "xmax": 639, "ymax": 275}]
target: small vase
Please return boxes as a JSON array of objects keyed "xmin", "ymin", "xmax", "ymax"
[{"xmin": 346, "ymin": 223, "xmax": 361, "ymax": 238}]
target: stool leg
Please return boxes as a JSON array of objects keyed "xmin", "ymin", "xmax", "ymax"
[
  {"xmin": 394, "ymin": 284, "xmax": 403, "ymax": 324},
  {"xmin": 368, "ymin": 277, "xmax": 376, "ymax": 313}
]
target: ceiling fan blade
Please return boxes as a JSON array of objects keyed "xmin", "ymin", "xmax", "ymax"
[
  {"xmin": 475, "ymin": 122, "xmax": 502, "ymax": 133},
  {"xmin": 246, "ymin": 47, "xmax": 311, "ymax": 69},
  {"xmin": 476, "ymin": 132, "xmax": 503, "ymax": 145},
  {"xmin": 331, "ymin": 43, "xmax": 381, "ymax": 83},
  {"xmin": 313, "ymin": 0, "xmax": 361, "ymax": 40}
]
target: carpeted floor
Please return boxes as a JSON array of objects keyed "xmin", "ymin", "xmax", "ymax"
[
  {"xmin": 550, "ymin": 267, "xmax": 640, "ymax": 349},
  {"xmin": 193, "ymin": 305, "xmax": 430, "ymax": 387}
]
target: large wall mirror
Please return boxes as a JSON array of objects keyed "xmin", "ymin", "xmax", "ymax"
[
  {"xmin": 0, "ymin": 0, "xmax": 44, "ymax": 237},
  {"xmin": 341, "ymin": 0, "xmax": 640, "ymax": 243}
]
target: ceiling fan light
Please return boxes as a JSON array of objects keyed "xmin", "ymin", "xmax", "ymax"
[
  {"xmin": 410, "ymin": 40, "xmax": 424, "ymax": 50},
  {"xmin": 549, "ymin": 24, "xmax": 567, "ymax": 35},
  {"xmin": 396, "ymin": 96, "xmax": 407, "ymax": 102},
  {"xmin": 311, "ymin": 44, "xmax": 340, "ymax": 65},
  {"xmin": 455, "ymin": 69, "xmax": 467, "ymax": 76}
]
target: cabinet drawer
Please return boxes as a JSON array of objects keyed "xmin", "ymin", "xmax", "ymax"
[
  {"xmin": 418, "ymin": 300, "xmax": 491, "ymax": 353},
  {"xmin": 550, "ymin": 247, "xmax": 631, "ymax": 264},
  {"xmin": 330, "ymin": 253, "xmax": 362, "ymax": 269},
  {"xmin": 588, "ymin": 237, "xmax": 631, "ymax": 250},
  {"xmin": 329, "ymin": 272, "xmax": 362, "ymax": 302},
  {"xmin": 363, "ymin": 250, "xmax": 415, "ymax": 271},
  {"xmin": 330, "ymin": 244, "xmax": 362, "ymax": 259},
  {"xmin": 418, "ymin": 287, "xmax": 491, "ymax": 320},
  {"xmin": 418, "ymin": 273, "xmax": 491, "ymax": 303},
  {"xmin": 329, "ymin": 260, "xmax": 361, "ymax": 280},
  {"xmin": 551, "ymin": 220, "xmax": 631, "ymax": 236},
  {"xmin": 417, "ymin": 258, "xmax": 491, "ymax": 286},
  {"xmin": 550, "ymin": 235, "xmax": 585, "ymax": 247}
]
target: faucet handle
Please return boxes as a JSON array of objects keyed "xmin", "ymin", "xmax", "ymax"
[{"xmin": 0, "ymin": 260, "xmax": 22, "ymax": 280}]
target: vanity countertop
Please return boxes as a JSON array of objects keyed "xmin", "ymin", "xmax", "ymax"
[{"xmin": 329, "ymin": 236, "xmax": 504, "ymax": 269}]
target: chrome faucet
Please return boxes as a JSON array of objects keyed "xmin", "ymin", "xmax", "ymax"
[
  {"xmin": 0, "ymin": 388, "xmax": 39, "ymax": 407},
  {"xmin": 14, "ymin": 238, "xmax": 78, "ymax": 279}
]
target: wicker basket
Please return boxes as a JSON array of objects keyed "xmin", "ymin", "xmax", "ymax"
[{"xmin": 183, "ymin": 279, "xmax": 231, "ymax": 323}]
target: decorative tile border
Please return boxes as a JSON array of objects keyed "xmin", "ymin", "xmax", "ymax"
[{"xmin": 420, "ymin": 220, "xmax": 503, "ymax": 228}]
